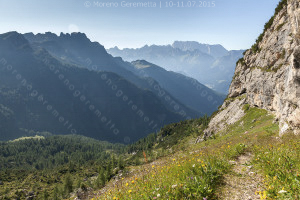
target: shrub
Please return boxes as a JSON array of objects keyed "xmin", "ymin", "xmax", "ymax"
[
  {"xmin": 251, "ymin": 0, "xmax": 287, "ymax": 53},
  {"xmin": 243, "ymin": 104, "xmax": 250, "ymax": 112}
]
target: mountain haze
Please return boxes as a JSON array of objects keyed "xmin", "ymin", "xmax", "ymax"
[
  {"xmin": 108, "ymin": 42, "xmax": 244, "ymax": 94},
  {"xmin": 129, "ymin": 60, "xmax": 225, "ymax": 115},
  {"xmin": 23, "ymin": 32, "xmax": 208, "ymax": 117},
  {"xmin": 0, "ymin": 32, "xmax": 185, "ymax": 143}
]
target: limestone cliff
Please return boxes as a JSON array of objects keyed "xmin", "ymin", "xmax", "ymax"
[{"xmin": 201, "ymin": 0, "xmax": 300, "ymax": 139}]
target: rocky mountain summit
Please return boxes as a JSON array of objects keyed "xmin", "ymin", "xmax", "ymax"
[
  {"xmin": 172, "ymin": 41, "xmax": 229, "ymax": 58},
  {"xmin": 202, "ymin": 0, "xmax": 300, "ymax": 138},
  {"xmin": 108, "ymin": 42, "xmax": 244, "ymax": 94}
]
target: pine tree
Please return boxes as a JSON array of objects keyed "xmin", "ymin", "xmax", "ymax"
[
  {"xmin": 53, "ymin": 186, "xmax": 59, "ymax": 200},
  {"xmin": 107, "ymin": 161, "xmax": 112, "ymax": 177},
  {"xmin": 64, "ymin": 174, "xmax": 73, "ymax": 195},
  {"xmin": 135, "ymin": 157, "xmax": 140, "ymax": 165},
  {"xmin": 118, "ymin": 156, "xmax": 124, "ymax": 170},
  {"xmin": 96, "ymin": 167, "xmax": 106, "ymax": 187},
  {"xmin": 43, "ymin": 190, "xmax": 49, "ymax": 200},
  {"xmin": 111, "ymin": 155, "xmax": 116, "ymax": 169}
]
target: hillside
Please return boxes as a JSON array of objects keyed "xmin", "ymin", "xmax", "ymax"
[
  {"xmin": 129, "ymin": 60, "xmax": 225, "ymax": 115},
  {"xmin": 93, "ymin": 107, "xmax": 299, "ymax": 200},
  {"xmin": 91, "ymin": 0, "xmax": 300, "ymax": 199},
  {"xmin": 0, "ymin": 32, "xmax": 185, "ymax": 143},
  {"xmin": 203, "ymin": 0, "xmax": 300, "ymax": 138},
  {"xmin": 1, "ymin": 0, "xmax": 300, "ymax": 200},
  {"xmin": 1, "ymin": 106, "xmax": 298, "ymax": 199},
  {"xmin": 0, "ymin": 135, "xmax": 125, "ymax": 199},
  {"xmin": 23, "ymin": 32, "xmax": 222, "ymax": 117}
]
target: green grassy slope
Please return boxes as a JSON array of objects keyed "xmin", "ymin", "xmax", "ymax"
[
  {"xmin": 96, "ymin": 107, "xmax": 299, "ymax": 200},
  {"xmin": 1, "ymin": 107, "xmax": 299, "ymax": 200}
]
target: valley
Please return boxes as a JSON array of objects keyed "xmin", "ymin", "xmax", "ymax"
[{"xmin": 0, "ymin": 0, "xmax": 299, "ymax": 199}]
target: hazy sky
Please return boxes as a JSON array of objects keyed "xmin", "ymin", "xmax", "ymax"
[{"xmin": 0, "ymin": 0, "xmax": 280, "ymax": 50}]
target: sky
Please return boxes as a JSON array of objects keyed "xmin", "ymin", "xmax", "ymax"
[{"xmin": 0, "ymin": 0, "xmax": 280, "ymax": 50}]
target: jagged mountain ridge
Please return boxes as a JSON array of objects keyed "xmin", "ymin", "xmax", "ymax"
[
  {"xmin": 24, "ymin": 32, "xmax": 215, "ymax": 117},
  {"xmin": 202, "ymin": 0, "xmax": 300, "ymax": 138},
  {"xmin": 107, "ymin": 42, "xmax": 244, "ymax": 94},
  {"xmin": 0, "ymin": 32, "xmax": 186, "ymax": 143},
  {"xmin": 172, "ymin": 41, "xmax": 229, "ymax": 58},
  {"xmin": 129, "ymin": 60, "xmax": 225, "ymax": 115}
]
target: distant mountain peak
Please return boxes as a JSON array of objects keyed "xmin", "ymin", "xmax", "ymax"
[
  {"xmin": 131, "ymin": 60, "xmax": 153, "ymax": 69},
  {"xmin": 23, "ymin": 32, "xmax": 91, "ymax": 44},
  {"xmin": 111, "ymin": 46, "xmax": 120, "ymax": 50},
  {"xmin": 107, "ymin": 42, "xmax": 244, "ymax": 94},
  {"xmin": 172, "ymin": 41, "xmax": 228, "ymax": 58},
  {"xmin": 0, "ymin": 31, "xmax": 31, "ymax": 51},
  {"xmin": 58, "ymin": 32, "xmax": 90, "ymax": 42},
  {"xmin": 131, "ymin": 60, "xmax": 160, "ymax": 70}
]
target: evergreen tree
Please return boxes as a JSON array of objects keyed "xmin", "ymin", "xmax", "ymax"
[
  {"xmin": 53, "ymin": 186, "xmax": 59, "ymax": 200},
  {"xmin": 107, "ymin": 161, "xmax": 112, "ymax": 177},
  {"xmin": 64, "ymin": 174, "xmax": 73, "ymax": 195},
  {"xmin": 118, "ymin": 156, "xmax": 124, "ymax": 170},
  {"xmin": 95, "ymin": 167, "xmax": 106, "ymax": 188},
  {"xmin": 43, "ymin": 190, "xmax": 49, "ymax": 200},
  {"xmin": 112, "ymin": 155, "xmax": 116, "ymax": 168}
]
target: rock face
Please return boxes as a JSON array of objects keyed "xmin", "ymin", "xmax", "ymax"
[{"xmin": 203, "ymin": 0, "xmax": 300, "ymax": 137}]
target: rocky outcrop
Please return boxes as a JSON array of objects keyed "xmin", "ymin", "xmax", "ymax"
[{"xmin": 202, "ymin": 0, "xmax": 300, "ymax": 137}]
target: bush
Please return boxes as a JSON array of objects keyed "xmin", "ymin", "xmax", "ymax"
[
  {"xmin": 251, "ymin": 0, "xmax": 287, "ymax": 53},
  {"xmin": 243, "ymin": 104, "xmax": 250, "ymax": 112}
]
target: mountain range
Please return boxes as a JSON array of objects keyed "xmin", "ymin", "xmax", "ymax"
[
  {"xmin": 0, "ymin": 31, "xmax": 224, "ymax": 143},
  {"xmin": 108, "ymin": 42, "xmax": 245, "ymax": 94},
  {"xmin": 1, "ymin": 1, "xmax": 299, "ymax": 199}
]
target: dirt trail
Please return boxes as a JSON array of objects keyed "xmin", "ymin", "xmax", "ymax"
[{"xmin": 218, "ymin": 152, "xmax": 264, "ymax": 200}]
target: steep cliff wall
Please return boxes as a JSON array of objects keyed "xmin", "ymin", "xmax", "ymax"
[{"xmin": 203, "ymin": 0, "xmax": 300, "ymax": 138}]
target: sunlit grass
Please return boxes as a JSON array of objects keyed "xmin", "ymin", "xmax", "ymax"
[
  {"xmin": 100, "ymin": 151, "xmax": 231, "ymax": 200},
  {"xmin": 253, "ymin": 133, "xmax": 300, "ymax": 199},
  {"xmin": 95, "ymin": 107, "xmax": 299, "ymax": 200}
]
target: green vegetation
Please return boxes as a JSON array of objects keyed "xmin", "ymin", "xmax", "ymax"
[
  {"xmin": 126, "ymin": 116, "xmax": 209, "ymax": 165},
  {"xmin": 276, "ymin": 22, "xmax": 286, "ymax": 31},
  {"xmin": 236, "ymin": 57, "xmax": 245, "ymax": 66},
  {"xmin": 100, "ymin": 151, "xmax": 231, "ymax": 199},
  {"xmin": 249, "ymin": 63, "xmax": 285, "ymax": 73},
  {"xmin": 253, "ymin": 134, "xmax": 299, "ymax": 199},
  {"xmin": 0, "ymin": 135, "xmax": 124, "ymax": 170},
  {"xmin": 1, "ymin": 109, "xmax": 299, "ymax": 200},
  {"xmin": 0, "ymin": 135, "xmax": 125, "ymax": 199},
  {"xmin": 251, "ymin": 0, "xmax": 288, "ymax": 54},
  {"xmin": 97, "ymin": 107, "xmax": 299, "ymax": 200}
]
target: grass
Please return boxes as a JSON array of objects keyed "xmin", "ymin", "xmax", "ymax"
[
  {"xmin": 100, "ymin": 154, "xmax": 230, "ymax": 200},
  {"xmin": 9, "ymin": 135, "xmax": 45, "ymax": 142},
  {"xmin": 95, "ymin": 106, "xmax": 299, "ymax": 200},
  {"xmin": 2, "ymin": 106, "xmax": 297, "ymax": 199},
  {"xmin": 252, "ymin": 134, "xmax": 300, "ymax": 199}
]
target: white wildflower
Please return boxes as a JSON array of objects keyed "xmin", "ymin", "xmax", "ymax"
[{"xmin": 278, "ymin": 190, "xmax": 287, "ymax": 194}]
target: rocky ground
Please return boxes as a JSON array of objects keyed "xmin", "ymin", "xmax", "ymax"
[{"xmin": 218, "ymin": 152, "xmax": 264, "ymax": 200}]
